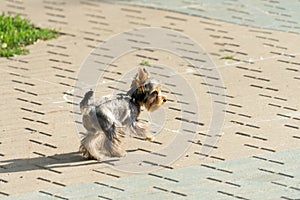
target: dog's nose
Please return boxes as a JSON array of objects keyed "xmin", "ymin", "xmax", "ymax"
[{"xmin": 163, "ymin": 99, "xmax": 167, "ymax": 103}]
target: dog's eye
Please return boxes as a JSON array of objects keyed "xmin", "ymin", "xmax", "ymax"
[{"xmin": 151, "ymin": 91, "xmax": 158, "ymax": 96}]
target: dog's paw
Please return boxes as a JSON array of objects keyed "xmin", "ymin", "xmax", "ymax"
[
  {"xmin": 108, "ymin": 149, "xmax": 127, "ymax": 158},
  {"xmin": 117, "ymin": 149, "xmax": 127, "ymax": 158},
  {"xmin": 121, "ymin": 151, "xmax": 127, "ymax": 157},
  {"xmin": 146, "ymin": 136, "xmax": 155, "ymax": 142}
]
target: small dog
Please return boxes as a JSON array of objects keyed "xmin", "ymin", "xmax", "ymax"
[{"xmin": 79, "ymin": 68, "xmax": 167, "ymax": 160}]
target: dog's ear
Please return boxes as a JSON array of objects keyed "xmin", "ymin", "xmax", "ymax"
[{"xmin": 132, "ymin": 67, "xmax": 150, "ymax": 88}]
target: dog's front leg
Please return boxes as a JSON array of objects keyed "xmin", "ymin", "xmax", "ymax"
[{"xmin": 130, "ymin": 120, "xmax": 154, "ymax": 141}]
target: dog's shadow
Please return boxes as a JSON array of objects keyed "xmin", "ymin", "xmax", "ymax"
[{"xmin": 0, "ymin": 152, "xmax": 118, "ymax": 174}]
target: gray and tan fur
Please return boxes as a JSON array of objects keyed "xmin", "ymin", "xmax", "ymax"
[{"xmin": 79, "ymin": 68, "xmax": 167, "ymax": 160}]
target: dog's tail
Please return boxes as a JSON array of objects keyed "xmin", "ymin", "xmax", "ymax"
[{"xmin": 80, "ymin": 90, "xmax": 94, "ymax": 113}]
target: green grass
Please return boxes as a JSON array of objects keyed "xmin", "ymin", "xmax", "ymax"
[
  {"xmin": 221, "ymin": 55, "xmax": 234, "ymax": 60},
  {"xmin": 0, "ymin": 13, "xmax": 58, "ymax": 57},
  {"xmin": 140, "ymin": 60, "xmax": 150, "ymax": 66}
]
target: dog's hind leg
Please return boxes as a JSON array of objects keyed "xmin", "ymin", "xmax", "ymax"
[
  {"xmin": 95, "ymin": 108, "xmax": 126, "ymax": 157},
  {"xmin": 80, "ymin": 131, "xmax": 104, "ymax": 160},
  {"xmin": 100, "ymin": 124, "xmax": 126, "ymax": 157}
]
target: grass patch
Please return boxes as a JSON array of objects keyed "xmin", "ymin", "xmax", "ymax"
[
  {"xmin": 140, "ymin": 60, "xmax": 150, "ymax": 66},
  {"xmin": 0, "ymin": 13, "xmax": 58, "ymax": 57},
  {"xmin": 221, "ymin": 55, "xmax": 234, "ymax": 60}
]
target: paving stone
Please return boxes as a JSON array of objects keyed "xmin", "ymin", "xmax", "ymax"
[{"xmin": 0, "ymin": 0, "xmax": 299, "ymax": 199}]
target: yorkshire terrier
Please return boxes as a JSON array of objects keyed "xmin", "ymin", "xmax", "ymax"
[{"xmin": 79, "ymin": 68, "xmax": 167, "ymax": 160}]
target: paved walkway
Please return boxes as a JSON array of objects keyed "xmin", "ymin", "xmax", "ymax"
[
  {"xmin": 0, "ymin": 0, "xmax": 299, "ymax": 199},
  {"xmin": 108, "ymin": 0, "xmax": 300, "ymax": 34}
]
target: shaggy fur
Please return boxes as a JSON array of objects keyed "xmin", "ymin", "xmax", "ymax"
[{"xmin": 79, "ymin": 68, "xmax": 166, "ymax": 160}]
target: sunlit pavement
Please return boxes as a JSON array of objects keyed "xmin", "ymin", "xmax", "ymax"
[{"xmin": 0, "ymin": 1, "xmax": 299, "ymax": 199}]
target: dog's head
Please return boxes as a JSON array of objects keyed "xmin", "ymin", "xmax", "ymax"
[{"xmin": 131, "ymin": 68, "xmax": 167, "ymax": 112}]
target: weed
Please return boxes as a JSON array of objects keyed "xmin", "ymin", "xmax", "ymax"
[
  {"xmin": 221, "ymin": 55, "xmax": 234, "ymax": 60},
  {"xmin": 0, "ymin": 13, "xmax": 58, "ymax": 57},
  {"xmin": 140, "ymin": 60, "xmax": 150, "ymax": 66}
]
